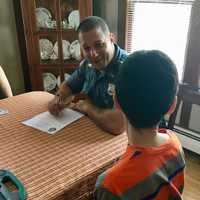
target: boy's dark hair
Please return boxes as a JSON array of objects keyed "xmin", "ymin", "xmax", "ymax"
[
  {"xmin": 116, "ymin": 50, "xmax": 178, "ymax": 129},
  {"xmin": 77, "ymin": 16, "xmax": 110, "ymax": 36}
]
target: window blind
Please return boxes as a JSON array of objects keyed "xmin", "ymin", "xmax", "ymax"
[{"xmin": 126, "ymin": 0, "xmax": 196, "ymax": 53}]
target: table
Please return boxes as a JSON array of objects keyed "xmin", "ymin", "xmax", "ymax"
[{"xmin": 0, "ymin": 92, "xmax": 127, "ymax": 200}]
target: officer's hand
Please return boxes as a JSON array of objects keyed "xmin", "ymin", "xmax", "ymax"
[
  {"xmin": 48, "ymin": 93, "xmax": 73, "ymax": 115},
  {"xmin": 48, "ymin": 96, "xmax": 64, "ymax": 115}
]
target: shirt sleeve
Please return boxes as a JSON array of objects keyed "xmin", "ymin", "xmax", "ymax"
[
  {"xmin": 94, "ymin": 171, "xmax": 121, "ymax": 200},
  {"xmin": 64, "ymin": 61, "xmax": 86, "ymax": 94},
  {"xmin": 94, "ymin": 187, "xmax": 121, "ymax": 200}
]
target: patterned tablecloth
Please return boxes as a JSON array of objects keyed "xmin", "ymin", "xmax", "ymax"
[{"xmin": 0, "ymin": 92, "xmax": 127, "ymax": 200}]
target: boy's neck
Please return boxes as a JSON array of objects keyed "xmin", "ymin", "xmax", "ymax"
[{"xmin": 127, "ymin": 121, "xmax": 170, "ymax": 147}]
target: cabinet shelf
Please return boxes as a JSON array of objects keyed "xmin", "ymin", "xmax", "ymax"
[
  {"xmin": 35, "ymin": 29, "xmax": 78, "ymax": 35},
  {"xmin": 34, "ymin": 30, "xmax": 58, "ymax": 35},
  {"xmin": 63, "ymin": 66, "xmax": 79, "ymax": 71},
  {"xmin": 63, "ymin": 58, "xmax": 80, "ymax": 65},
  {"xmin": 38, "ymin": 59, "xmax": 80, "ymax": 68},
  {"xmin": 38, "ymin": 63, "xmax": 61, "ymax": 67}
]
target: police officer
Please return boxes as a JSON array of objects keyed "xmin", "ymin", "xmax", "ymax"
[{"xmin": 48, "ymin": 16, "xmax": 127, "ymax": 135}]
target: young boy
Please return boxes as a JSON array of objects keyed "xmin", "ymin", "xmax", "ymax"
[{"xmin": 94, "ymin": 50, "xmax": 185, "ymax": 200}]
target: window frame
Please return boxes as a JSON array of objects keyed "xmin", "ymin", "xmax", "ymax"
[{"xmin": 124, "ymin": 0, "xmax": 200, "ymax": 130}]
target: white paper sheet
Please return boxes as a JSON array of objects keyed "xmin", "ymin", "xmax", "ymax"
[
  {"xmin": 0, "ymin": 108, "xmax": 8, "ymax": 116},
  {"xmin": 22, "ymin": 108, "xmax": 84, "ymax": 134}
]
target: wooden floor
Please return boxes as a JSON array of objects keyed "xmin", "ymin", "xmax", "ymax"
[{"xmin": 183, "ymin": 149, "xmax": 200, "ymax": 200}]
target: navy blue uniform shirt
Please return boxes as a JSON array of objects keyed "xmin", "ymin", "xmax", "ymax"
[{"xmin": 65, "ymin": 44, "xmax": 128, "ymax": 108}]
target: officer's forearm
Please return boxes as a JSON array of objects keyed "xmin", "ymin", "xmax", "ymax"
[{"xmin": 86, "ymin": 104, "xmax": 125, "ymax": 135}]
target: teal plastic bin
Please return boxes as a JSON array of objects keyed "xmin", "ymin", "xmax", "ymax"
[{"xmin": 0, "ymin": 170, "xmax": 27, "ymax": 200}]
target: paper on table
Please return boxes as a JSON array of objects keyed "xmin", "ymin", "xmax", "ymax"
[
  {"xmin": 0, "ymin": 108, "xmax": 8, "ymax": 116},
  {"xmin": 22, "ymin": 108, "xmax": 84, "ymax": 134}
]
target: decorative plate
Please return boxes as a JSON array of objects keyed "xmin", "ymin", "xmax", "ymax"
[
  {"xmin": 43, "ymin": 73, "xmax": 57, "ymax": 91},
  {"xmin": 68, "ymin": 10, "xmax": 80, "ymax": 30},
  {"xmin": 53, "ymin": 40, "xmax": 71, "ymax": 59},
  {"xmin": 39, "ymin": 39, "xmax": 54, "ymax": 60},
  {"xmin": 69, "ymin": 40, "xmax": 81, "ymax": 60},
  {"xmin": 35, "ymin": 7, "xmax": 52, "ymax": 28}
]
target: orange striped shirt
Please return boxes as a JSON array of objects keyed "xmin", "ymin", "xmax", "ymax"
[{"xmin": 94, "ymin": 130, "xmax": 185, "ymax": 200}]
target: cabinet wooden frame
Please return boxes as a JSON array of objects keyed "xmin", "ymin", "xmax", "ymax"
[{"xmin": 14, "ymin": 0, "xmax": 92, "ymax": 92}]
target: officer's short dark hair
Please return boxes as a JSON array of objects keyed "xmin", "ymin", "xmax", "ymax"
[
  {"xmin": 116, "ymin": 50, "xmax": 178, "ymax": 129},
  {"xmin": 77, "ymin": 16, "xmax": 110, "ymax": 36}
]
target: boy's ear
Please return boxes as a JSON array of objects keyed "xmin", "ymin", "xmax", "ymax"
[{"xmin": 166, "ymin": 97, "xmax": 177, "ymax": 115}]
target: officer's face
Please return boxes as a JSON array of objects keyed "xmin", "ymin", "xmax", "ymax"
[{"xmin": 79, "ymin": 27, "xmax": 114, "ymax": 70}]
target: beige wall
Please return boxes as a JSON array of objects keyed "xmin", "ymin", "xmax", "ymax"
[
  {"xmin": 93, "ymin": 0, "xmax": 118, "ymax": 40},
  {"xmin": 0, "ymin": 0, "xmax": 25, "ymax": 95}
]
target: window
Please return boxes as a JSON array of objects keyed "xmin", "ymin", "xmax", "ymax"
[
  {"xmin": 128, "ymin": 2, "xmax": 191, "ymax": 81},
  {"xmin": 125, "ymin": 0, "xmax": 200, "ymax": 131}
]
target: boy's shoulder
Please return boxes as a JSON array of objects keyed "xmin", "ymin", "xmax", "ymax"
[
  {"xmin": 95, "ymin": 146, "xmax": 146, "ymax": 196},
  {"xmin": 159, "ymin": 129, "xmax": 183, "ymax": 150}
]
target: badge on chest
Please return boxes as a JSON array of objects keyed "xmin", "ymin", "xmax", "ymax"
[{"xmin": 107, "ymin": 83, "xmax": 115, "ymax": 96}]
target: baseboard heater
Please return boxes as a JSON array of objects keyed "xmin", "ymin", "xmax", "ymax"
[{"xmin": 173, "ymin": 125, "xmax": 200, "ymax": 155}]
